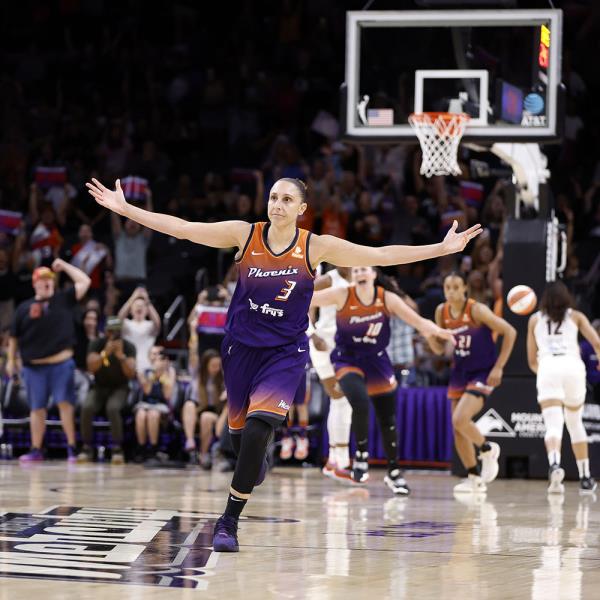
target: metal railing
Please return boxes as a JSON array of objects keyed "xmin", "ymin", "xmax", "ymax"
[{"xmin": 163, "ymin": 295, "xmax": 188, "ymax": 370}]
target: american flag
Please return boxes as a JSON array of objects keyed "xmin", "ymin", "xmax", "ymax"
[{"xmin": 367, "ymin": 108, "xmax": 394, "ymax": 126}]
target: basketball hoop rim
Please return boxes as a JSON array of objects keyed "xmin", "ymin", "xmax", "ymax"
[{"xmin": 409, "ymin": 112, "xmax": 470, "ymax": 134}]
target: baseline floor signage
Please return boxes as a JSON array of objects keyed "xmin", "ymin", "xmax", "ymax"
[{"xmin": 0, "ymin": 506, "xmax": 297, "ymax": 589}]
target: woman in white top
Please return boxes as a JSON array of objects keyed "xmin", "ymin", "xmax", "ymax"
[
  {"xmin": 118, "ymin": 287, "xmax": 161, "ymax": 373},
  {"xmin": 527, "ymin": 281, "xmax": 600, "ymax": 494}
]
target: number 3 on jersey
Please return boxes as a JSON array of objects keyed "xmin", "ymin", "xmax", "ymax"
[{"xmin": 275, "ymin": 280, "xmax": 296, "ymax": 301}]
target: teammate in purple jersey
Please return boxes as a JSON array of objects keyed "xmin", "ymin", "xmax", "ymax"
[
  {"xmin": 87, "ymin": 176, "xmax": 482, "ymax": 552},
  {"xmin": 430, "ymin": 272, "xmax": 516, "ymax": 495},
  {"xmin": 312, "ymin": 266, "xmax": 454, "ymax": 495}
]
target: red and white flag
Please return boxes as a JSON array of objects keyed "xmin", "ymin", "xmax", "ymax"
[{"xmin": 121, "ymin": 176, "xmax": 149, "ymax": 202}]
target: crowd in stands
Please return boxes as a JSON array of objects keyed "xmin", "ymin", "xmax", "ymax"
[{"xmin": 0, "ymin": 1, "xmax": 599, "ymax": 462}]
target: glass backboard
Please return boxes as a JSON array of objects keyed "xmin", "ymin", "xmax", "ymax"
[{"xmin": 343, "ymin": 10, "xmax": 563, "ymax": 143}]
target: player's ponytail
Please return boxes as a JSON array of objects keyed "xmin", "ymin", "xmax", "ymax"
[{"xmin": 539, "ymin": 280, "xmax": 572, "ymax": 324}]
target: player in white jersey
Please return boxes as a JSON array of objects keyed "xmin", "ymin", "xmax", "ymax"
[
  {"xmin": 307, "ymin": 266, "xmax": 353, "ymax": 477},
  {"xmin": 527, "ymin": 281, "xmax": 600, "ymax": 495}
]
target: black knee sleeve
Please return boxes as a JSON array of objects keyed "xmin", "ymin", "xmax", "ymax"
[
  {"xmin": 372, "ymin": 391, "xmax": 398, "ymax": 465},
  {"xmin": 339, "ymin": 373, "xmax": 371, "ymax": 454},
  {"xmin": 230, "ymin": 417, "xmax": 274, "ymax": 495}
]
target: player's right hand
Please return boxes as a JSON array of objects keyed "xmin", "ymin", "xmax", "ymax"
[{"xmin": 86, "ymin": 178, "xmax": 128, "ymax": 215}]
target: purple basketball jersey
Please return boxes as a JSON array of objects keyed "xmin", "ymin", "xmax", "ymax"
[
  {"xmin": 226, "ymin": 222, "xmax": 315, "ymax": 347},
  {"xmin": 334, "ymin": 286, "xmax": 391, "ymax": 355},
  {"xmin": 441, "ymin": 298, "xmax": 497, "ymax": 371}
]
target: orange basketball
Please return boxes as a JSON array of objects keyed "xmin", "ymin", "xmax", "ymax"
[{"xmin": 507, "ymin": 285, "xmax": 537, "ymax": 316}]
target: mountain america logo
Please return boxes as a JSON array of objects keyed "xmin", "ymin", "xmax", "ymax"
[
  {"xmin": 475, "ymin": 408, "xmax": 517, "ymax": 438},
  {"xmin": 0, "ymin": 506, "xmax": 297, "ymax": 589}
]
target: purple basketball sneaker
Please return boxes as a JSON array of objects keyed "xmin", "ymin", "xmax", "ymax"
[
  {"xmin": 19, "ymin": 448, "xmax": 44, "ymax": 462},
  {"xmin": 212, "ymin": 515, "xmax": 239, "ymax": 552}
]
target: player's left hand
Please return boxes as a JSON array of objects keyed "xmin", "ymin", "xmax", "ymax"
[
  {"xmin": 487, "ymin": 366, "xmax": 503, "ymax": 387},
  {"xmin": 442, "ymin": 221, "xmax": 483, "ymax": 254}
]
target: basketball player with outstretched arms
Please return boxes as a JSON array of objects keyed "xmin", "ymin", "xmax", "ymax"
[{"xmin": 87, "ymin": 176, "xmax": 482, "ymax": 552}]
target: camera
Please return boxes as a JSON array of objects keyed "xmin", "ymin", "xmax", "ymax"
[{"xmin": 107, "ymin": 328, "xmax": 121, "ymax": 340}]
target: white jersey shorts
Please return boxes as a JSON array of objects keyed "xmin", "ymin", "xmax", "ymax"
[{"xmin": 537, "ymin": 355, "xmax": 587, "ymax": 407}]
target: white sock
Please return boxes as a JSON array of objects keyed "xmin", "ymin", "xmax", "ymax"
[
  {"xmin": 336, "ymin": 445, "xmax": 350, "ymax": 469},
  {"xmin": 548, "ymin": 450, "xmax": 561, "ymax": 466},
  {"xmin": 577, "ymin": 458, "xmax": 590, "ymax": 479},
  {"xmin": 327, "ymin": 445, "xmax": 336, "ymax": 465},
  {"xmin": 329, "ymin": 396, "xmax": 352, "ymax": 466}
]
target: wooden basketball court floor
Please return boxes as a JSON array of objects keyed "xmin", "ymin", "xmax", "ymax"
[{"xmin": 1, "ymin": 462, "xmax": 599, "ymax": 599}]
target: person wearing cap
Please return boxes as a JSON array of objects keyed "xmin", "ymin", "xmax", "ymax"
[
  {"xmin": 7, "ymin": 258, "xmax": 91, "ymax": 462},
  {"xmin": 78, "ymin": 316, "xmax": 136, "ymax": 464}
]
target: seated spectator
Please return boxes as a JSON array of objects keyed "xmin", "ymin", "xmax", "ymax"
[
  {"xmin": 8, "ymin": 259, "xmax": 90, "ymax": 462},
  {"xmin": 73, "ymin": 308, "xmax": 99, "ymax": 407},
  {"xmin": 195, "ymin": 349, "xmax": 227, "ymax": 470},
  {"xmin": 134, "ymin": 345, "xmax": 176, "ymax": 462},
  {"xmin": 78, "ymin": 317, "xmax": 136, "ymax": 464},
  {"xmin": 118, "ymin": 286, "xmax": 161, "ymax": 373}
]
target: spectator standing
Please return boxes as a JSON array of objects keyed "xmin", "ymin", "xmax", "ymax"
[
  {"xmin": 190, "ymin": 285, "xmax": 230, "ymax": 355},
  {"xmin": 69, "ymin": 224, "xmax": 112, "ymax": 298},
  {"xmin": 118, "ymin": 287, "xmax": 161, "ymax": 373},
  {"xmin": 111, "ymin": 184, "xmax": 152, "ymax": 298},
  {"xmin": 77, "ymin": 317, "xmax": 136, "ymax": 464},
  {"xmin": 7, "ymin": 259, "xmax": 91, "ymax": 461}
]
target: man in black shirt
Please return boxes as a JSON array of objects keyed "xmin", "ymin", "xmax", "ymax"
[
  {"xmin": 8, "ymin": 259, "xmax": 91, "ymax": 462},
  {"xmin": 77, "ymin": 317, "xmax": 136, "ymax": 464}
]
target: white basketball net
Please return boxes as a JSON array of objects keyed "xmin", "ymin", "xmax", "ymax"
[{"xmin": 409, "ymin": 112, "xmax": 470, "ymax": 177}]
